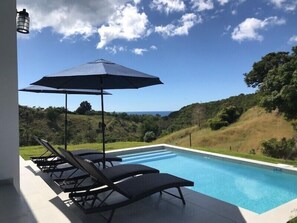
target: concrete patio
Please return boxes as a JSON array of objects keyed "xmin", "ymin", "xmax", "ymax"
[{"xmin": 1, "ymin": 155, "xmax": 297, "ymax": 223}]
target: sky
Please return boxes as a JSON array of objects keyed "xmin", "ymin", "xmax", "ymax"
[{"xmin": 17, "ymin": 0, "xmax": 297, "ymax": 112}]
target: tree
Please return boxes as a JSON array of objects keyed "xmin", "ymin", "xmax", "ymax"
[
  {"xmin": 244, "ymin": 52, "xmax": 291, "ymax": 88},
  {"xmin": 244, "ymin": 46, "xmax": 297, "ymax": 119},
  {"xmin": 76, "ymin": 101, "xmax": 92, "ymax": 115}
]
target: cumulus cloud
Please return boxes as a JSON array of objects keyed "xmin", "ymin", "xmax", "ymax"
[
  {"xmin": 155, "ymin": 13, "xmax": 201, "ymax": 37},
  {"xmin": 288, "ymin": 35, "xmax": 297, "ymax": 44},
  {"xmin": 269, "ymin": 0, "xmax": 297, "ymax": 11},
  {"xmin": 231, "ymin": 17, "xmax": 286, "ymax": 42},
  {"xmin": 150, "ymin": 0, "xmax": 186, "ymax": 14},
  {"xmin": 191, "ymin": 0, "xmax": 214, "ymax": 11},
  {"xmin": 97, "ymin": 4, "xmax": 149, "ymax": 48},
  {"xmin": 17, "ymin": 0, "xmax": 127, "ymax": 38}
]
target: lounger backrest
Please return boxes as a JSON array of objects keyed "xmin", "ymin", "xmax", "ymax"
[
  {"xmin": 58, "ymin": 148, "xmax": 83, "ymax": 170},
  {"xmin": 39, "ymin": 139, "xmax": 61, "ymax": 157},
  {"xmin": 74, "ymin": 156, "xmax": 126, "ymax": 195},
  {"xmin": 33, "ymin": 136, "xmax": 60, "ymax": 157}
]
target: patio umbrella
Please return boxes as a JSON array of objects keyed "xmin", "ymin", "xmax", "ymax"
[
  {"xmin": 32, "ymin": 59, "xmax": 163, "ymax": 168},
  {"xmin": 19, "ymin": 85, "xmax": 111, "ymax": 150}
]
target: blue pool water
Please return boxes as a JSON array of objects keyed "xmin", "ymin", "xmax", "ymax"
[{"xmin": 119, "ymin": 149, "xmax": 297, "ymax": 214}]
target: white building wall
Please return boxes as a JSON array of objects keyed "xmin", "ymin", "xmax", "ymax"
[{"xmin": 0, "ymin": 0, "xmax": 20, "ymax": 191}]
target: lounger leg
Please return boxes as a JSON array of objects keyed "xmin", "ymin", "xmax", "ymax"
[
  {"xmin": 107, "ymin": 210, "xmax": 115, "ymax": 223},
  {"xmin": 177, "ymin": 187, "xmax": 186, "ymax": 205},
  {"xmin": 162, "ymin": 188, "xmax": 186, "ymax": 205}
]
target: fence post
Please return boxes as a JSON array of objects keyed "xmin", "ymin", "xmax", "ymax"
[{"xmin": 189, "ymin": 133, "xmax": 192, "ymax": 147}]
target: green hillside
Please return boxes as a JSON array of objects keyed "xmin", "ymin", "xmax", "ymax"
[
  {"xmin": 163, "ymin": 93, "xmax": 260, "ymax": 133},
  {"xmin": 155, "ymin": 106, "xmax": 295, "ymax": 154},
  {"xmin": 19, "ymin": 106, "xmax": 146, "ymax": 146}
]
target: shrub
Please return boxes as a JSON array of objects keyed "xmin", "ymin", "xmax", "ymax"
[
  {"xmin": 262, "ymin": 137, "xmax": 296, "ymax": 159},
  {"xmin": 143, "ymin": 131, "xmax": 156, "ymax": 142},
  {"xmin": 208, "ymin": 117, "xmax": 229, "ymax": 130},
  {"xmin": 209, "ymin": 106, "xmax": 243, "ymax": 130}
]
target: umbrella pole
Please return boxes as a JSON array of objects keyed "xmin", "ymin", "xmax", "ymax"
[
  {"xmin": 65, "ymin": 93, "xmax": 68, "ymax": 150},
  {"xmin": 100, "ymin": 84, "xmax": 106, "ymax": 169}
]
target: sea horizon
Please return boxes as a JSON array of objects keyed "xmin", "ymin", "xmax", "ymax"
[{"xmin": 117, "ymin": 111, "xmax": 173, "ymax": 117}]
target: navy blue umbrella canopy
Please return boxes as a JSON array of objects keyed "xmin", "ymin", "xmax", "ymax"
[
  {"xmin": 19, "ymin": 85, "xmax": 111, "ymax": 150},
  {"xmin": 32, "ymin": 59, "xmax": 163, "ymax": 168},
  {"xmin": 32, "ymin": 59, "xmax": 163, "ymax": 90}
]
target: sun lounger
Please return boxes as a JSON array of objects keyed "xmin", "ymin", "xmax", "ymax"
[
  {"xmin": 69, "ymin": 156, "xmax": 194, "ymax": 222},
  {"xmin": 30, "ymin": 136, "xmax": 101, "ymax": 164},
  {"xmin": 32, "ymin": 136, "xmax": 121, "ymax": 175},
  {"xmin": 54, "ymin": 148, "xmax": 159, "ymax": 192}
]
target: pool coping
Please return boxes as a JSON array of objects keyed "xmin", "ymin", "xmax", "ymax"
[{"xmin": 108, "ymin": 143, "xmax": 297, "ymax": 223}]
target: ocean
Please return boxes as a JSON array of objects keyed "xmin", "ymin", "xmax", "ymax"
[{"xmin": 124, "ymin": 111, "xmax": 173, "ymax": 117}]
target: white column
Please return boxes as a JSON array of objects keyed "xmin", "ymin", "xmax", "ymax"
[{"xmin": 0, "ymin": 0, "xmax": 20, "ymax": 192}]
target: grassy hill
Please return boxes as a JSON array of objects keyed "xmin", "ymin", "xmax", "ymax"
[
  {"xmin": 155, "ymin": 106, "xmax": 295, "ymax": 154},
  {"xmin": 163, "ymin": 93, "xmax": 260, "ymax": 133}
]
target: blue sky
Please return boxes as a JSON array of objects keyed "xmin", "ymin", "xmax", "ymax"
[{"xmin": 17, "ymin": 0, "xmax": 297, "ymax": 112}]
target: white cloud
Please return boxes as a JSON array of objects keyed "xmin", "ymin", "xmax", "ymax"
[
  {"xmin": 155, "ymin": 13, "xmax": 201, "ymax": 37},
  {"xmin": 231, "ymin": 17, "xmax": 286, "ymax": 42},
  {"xmin": 288, "ymin": 35, "xmax": 297, "ymax": 44},
  {"xmin": 269, "ymin": 0, "xmax": 297, "ymax": 11},
  {"xmin": 150, "ymin": 45, "xmax": 158, "ymax": 50},
  {"xmin": 191, "ymin": 0, "xmax": 214, "ymax": 11},
  {"xmin": 17, "ymin": 0, "xmax": 128, "ymax": 38},
  {"xmin": 270, "ymin": 0, "xmax": 286, "ymax": 7},
  {"xmin": 222, "ymin": 25, "xmax": 232, "ymax": 35},
  {"xmin": 134, "ymin": 0, "xmax": 142, "ymax": 4},
  {"xmin": 150, "ymin": 0, "xmax": 186, "ymax": 14},
  {"xmin": 105, "ymin": 45, "xmax": 127, "ymax": 54},
  {"xmin": 132, "ymin": 48, "xmax": 148, "ymax": 55},
  {"xmin": 217, "ymin": 0, "xmax": 230, "ymax": 5},
  {"xmin": 97, "ymin": 4, "xmax": 149, "ymax": 48},
  {"xmin": 231, "ymin": 9, "xmax": 237, "ymax": 15}
]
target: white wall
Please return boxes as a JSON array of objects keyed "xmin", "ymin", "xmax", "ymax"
[{"xmin": 0, "ymin": 0, "xmax": 20, "ymax": 191}]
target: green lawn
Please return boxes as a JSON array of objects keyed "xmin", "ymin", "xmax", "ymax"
[
  {"xmin": 191, "ymin": 146, "xmax": 297, "ymax": 167},
  {"xmin": 19, "ymin": 141, "xmax": 149, "ymax": 160}
]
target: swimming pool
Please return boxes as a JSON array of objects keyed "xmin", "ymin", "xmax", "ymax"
[{"xmin": 118, "ymin": 147, "xmax": 297, "ymax": 214}]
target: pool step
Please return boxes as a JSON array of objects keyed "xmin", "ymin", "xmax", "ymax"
[
  {"xmin": 119, "ymin": 149, "xmax": 168, "ymax": 159},
  {"xmin": 120, "ymin": 150, "xmax": 176, "ymax": 164}
]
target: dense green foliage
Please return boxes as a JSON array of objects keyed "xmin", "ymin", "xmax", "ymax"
[
  {"xmin": 19, "ymin": 105, "xmax": 166, "ymax": 146},
  {"xmin": 261, "ymin": 137, "xmax": 296, "ymax": 159},
  {"xmin": 209, "ymin": 106, "xmax": 243, "ymax": 130},
  {"xmin": 245, "ymin": 46, "xmax": 297, "ymax": 119}
]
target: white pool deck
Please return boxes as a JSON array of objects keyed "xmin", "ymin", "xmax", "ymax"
[{"xmin": 1, "ymin": 144, "xmax": 297, "ymax": 223}]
